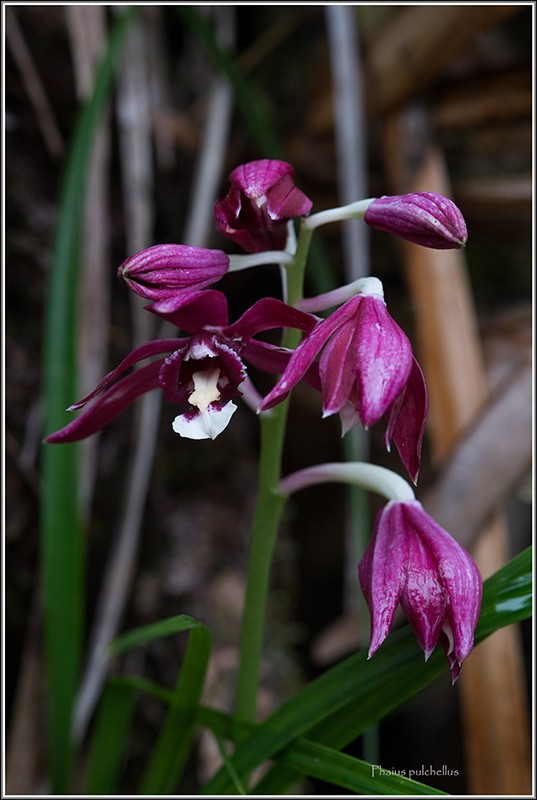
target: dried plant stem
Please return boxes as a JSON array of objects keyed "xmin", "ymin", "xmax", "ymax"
[
  {"xmin": 73, "ymin": 6, "xmax": 236, "ymax": 744},
  {"xmin": 65, "ymin": 5, "xmax": 112, "ymax": 520},
  {"xmin": 6, "ymin": 7, "xmax": 64, "ymax": 157}
]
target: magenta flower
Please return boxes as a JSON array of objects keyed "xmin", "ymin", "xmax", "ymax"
[
  {"xmin": 364, "ymin": 192, "xmax": 467, "ymax": 249},
  {"xmin": 214, "ymin": 159, "xmax": 313, "ymax": 253},
  {"xmin": 258, "ymin": 291, "xmax": 427, "ymax": 481},
  {"xmin": 358, "ymin": 499, "xmax": 482, "ymax": 682},
  {"xmin": 44, "ymin": 291, "xmax": 317, "ymax": 443},
  {"xmin": 117, "ymin": 244, "xmax": 230, "ymax": 301}
]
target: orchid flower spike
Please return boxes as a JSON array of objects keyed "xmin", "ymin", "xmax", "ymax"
[{"xmin": 214, "ymin": 159, "xmax": 313, "ymax": 253}]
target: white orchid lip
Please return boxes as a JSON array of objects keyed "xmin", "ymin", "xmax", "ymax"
[{"xmin": 172, "ymin": 400, "xmax": 237, "ymax": 440}]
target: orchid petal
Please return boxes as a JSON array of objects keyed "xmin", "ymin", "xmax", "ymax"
[
  {"xmin": 358, "ymin": 501, "xmax": 409, "ymax": 657},
  {"xmin": 146, "ymin": 289, "xmax": 229, "ymax": 332},
  {"xmin": 68, "ymin": 338, "xmax": 184, "ymax": 411},
  {"xmin": 225, "ymin": 297, "xmax": 318, "ymax": 341},
  {"xmin": 229, "ymin": 159, "xmax": 295, "ymax": 198},
  {"xmin": 384, "ymin": 357, "xmax": 428, "ymax": 483},
  {"xmin": 243, "ymin": 338, "xmax": 322, "ymax": 394},
  {"xmin": 44, "ymin": 361, "xmax": 163, "ymax": 443},
  {"xmin": 354, "ymin": 295, "xmax": 413, "ymax": 428},
  {"xmin": 400, "ymin": 532, "xmax": 447, "ymax": 659},
  {"xmin": 259, "ymin": 299, "xmax": 359, "ymax": 411},
  {"xmin": 402, "ymin": 501, "xmax": 483, "ymax": 665},
  {"xmin": 318, "ymin": 319, "xmax": 358, "ymax": 416}
]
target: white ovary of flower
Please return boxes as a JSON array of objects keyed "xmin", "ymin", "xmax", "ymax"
[{"xmin": 171, "ymin": 367, "xmax": 237, "ymax": 440}]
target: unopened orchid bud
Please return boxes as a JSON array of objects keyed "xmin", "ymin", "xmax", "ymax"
[
  {"xmin": 214, "ymin": 159, "xmax": 313, "ymax": 253},
  {"xmin": 364, "ymin": 192, "xmax": 468, "ymax": 250},
  {"xmin": 118, "ymin": 244, "xmax": 230, "ymax": 301}
]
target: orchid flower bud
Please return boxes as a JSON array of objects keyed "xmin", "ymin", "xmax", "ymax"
[
  {"xmin": 364, "ymin": 192, "xmax": 468, "ymax": 249},
  {"xmin": 214, "ymin": 159, "xmax": 313, "ymax": 253},
  {"xmin": 118, "ymin": 244, "xmax": 230, "ymax": 301}
]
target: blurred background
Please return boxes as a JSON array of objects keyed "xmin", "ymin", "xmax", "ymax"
[{"xmin": 5, "ymin": 4, "xmax": 533, "ymax": 795}]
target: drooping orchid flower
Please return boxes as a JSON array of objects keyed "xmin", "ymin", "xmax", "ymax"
[
  {"xmin": 279, "ymin": 461, "xmax": 482, "ymax": 683},
  {"xmin": 258, "ymin": 281, "xmax": 428, "ymax": 482},
  {"xmin": 359, "ymin": 499, "xmax": 482, "ymax": 682}
]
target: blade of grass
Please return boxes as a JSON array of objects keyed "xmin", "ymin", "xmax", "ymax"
[
  {"xmin": 139, "ymin": 623, "xmax": 212, "ymax": 794},
  {"xmin": 108, "ymin": 614, "xmax": 212, "ymax": 795},
  {"xmin": 199, "ymin": 547, "xmax": 531, "ymax": 794},
  {"xmin": 82, "ymin": 681, "xmax": 136, "ymax": 794},
  {"xmin": 40, "ymin": 7, "xmax": 138, "ymax": 793}
]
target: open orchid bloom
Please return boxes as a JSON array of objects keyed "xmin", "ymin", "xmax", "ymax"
[
  {"xmin": 44, "ymin": 292, "xmax": 318, "ymax": 443},
  {"xmin": 364, "ymin": 191, "xmax": 468, "ymax": 249},
  {"xmin": 258, "ymin": 289, "xmax": 427, "ymax": 481},
  {"xmin": 358, "ymin": 499, "xmax": 483, "ymax": 682},
  {"xmin": 214, "ymin": 159, "xmax": 313, "ymax": 253},
  {"xmin": 117, "ymin": 244, "xmax": 230, "ymax": 301}
]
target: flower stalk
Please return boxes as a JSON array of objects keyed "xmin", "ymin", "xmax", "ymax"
[
  {"xmin": 278, "ymin": 461, "xmax": 416, "ymax": 503},
  {"xmin": 235, "ymin": 218, "xmax": 311, "ymax": 725}
]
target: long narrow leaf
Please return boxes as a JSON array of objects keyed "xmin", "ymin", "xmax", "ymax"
[
  {"xmin": 108, "ymin": 614, "xmax": 212, "ymax": 795},
  {"xmin": 139, "ymin": 622, "xmax": 211, "ymax": 794},
  {"xmin": 200, "ymin": 547, "xmax": 532, "ymax": 794},
  {"xmin": 40, "ymin": 8, "xmax": 137, "ymax": 792},
  {"xmin": 196, "ymin": 706, "xmax": 447, "ymax": 796},
  {"xmin": 82, "ymin": 681, "xmax": 136, "ymax": 794}
]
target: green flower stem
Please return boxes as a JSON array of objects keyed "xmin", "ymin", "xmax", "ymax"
[{"xmin": 235, "ymin": 221, "xmax": 313, "ymax": 725}]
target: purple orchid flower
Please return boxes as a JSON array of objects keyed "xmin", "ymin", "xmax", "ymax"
[
  {"xmin": 117, "ymin": 244, "xmax": 230, "ymax": 301},
  {"xmin": 44, "ymin": 291, "xmax": 318, "ymax": 443},
  {"xmin": 258, "ymin": 290, "xmax": 428, "ymax": 482},
  {"xmin": 214, "ymin": 159, "xmax": 313, "ymax": 253},
  {"xmin": 364, "ymin": 191, "xmax": 468, "ymax": 249},
  {"xmin": 359, "ymin": 499, "xmax": 482, "ymax": 682}
]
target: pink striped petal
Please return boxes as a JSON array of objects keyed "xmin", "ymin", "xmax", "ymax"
[
  {"xmin": 358, "ymin": 501, "xmax": 409, "ymax": 657},
  {"xmin": 44, "ymin": 361, "xmax": 163, "ymax": 443}
]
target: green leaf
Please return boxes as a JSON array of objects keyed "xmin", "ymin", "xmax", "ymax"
[
  {"xmin": 196, "ymin": 706, "xmax": 446, "ymax": 795},
  {"xmin": 200, "ymin": 547, "xmax": 532, "ymax": 794},
  {"xmin": 40, "ymin": 8, "xmax": 138, "ymax": 792},
  {"xmin": 108, "ymin": 613, "xmax": 205, "ymax": 656},
  {"xmin": 82, "ymin": 681, "xmax": 136, "ymax": 794},
  {"xmin": 108, "ymin": 615, "xmax": 212, "ymax": 795}
]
